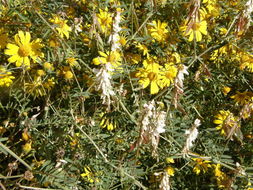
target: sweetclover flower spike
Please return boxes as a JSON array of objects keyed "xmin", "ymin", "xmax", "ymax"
[
  {"xmin": 183, "ymin": 119, "xmax": 201, "ymax": 156},
  {"xmin": 137, "ymin": 100, "xmax": 166, "ymax": 157},
  {"xmin": 159, "ymin": 171, "xmax": 171, "ymax": 190},
  {"xmin": 175, "ymin": 64, "xmax": 189, "ymax": 90},
  {"xmin": 94, "ymin": 64, "xmax": 115, "ymax": 109},
  {"xmin": 108, "ymin": 8, "xmax": 122, "ymax": 51}
]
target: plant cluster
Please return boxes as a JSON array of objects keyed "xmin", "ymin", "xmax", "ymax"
[{"xmin": 1, "ymin": 0, "xmax": 253, "ymax": 189}]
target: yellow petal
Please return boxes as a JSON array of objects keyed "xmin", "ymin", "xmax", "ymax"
[
  {"xmin": 8, "ymin": 55, "xmax": 19, "ymax": 63},
  {"xmin": 195, "ymin": 31, "xmax": 202, "ymax": 42},
  {"xmin": 24, "ymin": 32, "xmax": 31, "ymax": 44},
  {"xmin": 213, "ymin": 119, "xmax": 222, "ymax": 124},
  {"xmin": 188, "ymin": 31, "xmax": 194, "ymax": 41},
  {"xmin": 141, "ymin": 78, "xmax": 150, "ymax": 89},
  {"xmin": 5, "ymin": 44, "xmax": 19, "ymax": 55},
  {"xmin": 150, "ymin": 81, "xmax": 159, "ymax": 94}
]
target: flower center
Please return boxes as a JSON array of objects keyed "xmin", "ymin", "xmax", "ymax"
[
  {"xmin": 18, "ymin": 45, "xmax": 31, "ymax": 57},
  {"xmin": 192, "ymin": 23, "xmax": 200, "ymax": 31},
  {"xmin": 148, "ymin": 72, "xmax": 157, "ymax": 81}
]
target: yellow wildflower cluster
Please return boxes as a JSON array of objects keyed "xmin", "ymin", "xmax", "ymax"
[
  {"xmin": 213, "ymin": 164, "xmax": 230, "ymax": 189},
  {"xmin": 81, "ymin": 166, "xmax": 99, "ymax": 183},
  {"xmin": 49, "ymin": 15, "xmax": 71, "ymax": 39},
  {"xmin": 92, "ymin": 51, "xmax": 121, "ymax": 71},
  {"xmin": 181, "ymin": 19, "xmax": 208, "ymax": 42},
  {"xmin": 0, "ymin": 67, "xmax": 15, "ymax": 87},
  {"xmin": 136, "ymin": 54, "xmax": 178, "ymax": 94},
  {"xmin": 213, "ymin": 110, "xmax": 240, "ymax": 136},
  {"xmin": 97, "ymin": 8, "xmax": 113, "ymax": 35},
  {"xmin": 148, "ymin": 20, "xmax": 169, "ymax": 43},
  {"xmin": 231, "ymin": 91, "xmax": 253, "ymax": 105},
  {"xmin": 25, "ymin": 76, "xmax": 55, "ymax": 97},
  {"xmin": 100, "ymin": 112, "xmax": 117, "ymax": 131},
  {"xmin": 192, "ymin": 158, "xmax": 212, "ymax": 175},
  {"xmin": 239, "ymin": 51, "xmax": 253, "ymax": 72}
]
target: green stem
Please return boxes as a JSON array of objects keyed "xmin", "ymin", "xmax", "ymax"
[{"xmin": 0, "ymin": 142, "xmax": 32, "ymax": 170}]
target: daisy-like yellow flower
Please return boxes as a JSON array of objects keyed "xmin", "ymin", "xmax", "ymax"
[
  {"xmin": 136, "ymin": 62, "xmax": 162, "ymax": 94},
  {"xmin": 181, "ymin": 19, "xmax": 207, "ymax": 42},
  {"xmin": 148, "ymin": 20, "xmax": 169, "ymax": 43},
  {"xmin": 213, "ymin": 110, "xmax": 239, "ymax": 136},
  {"xmin": 192, "ymin": 158, "xmax": 212, "ymax": 175},
  {"xmin": 50, "ymin": 16, "xmax": 71, "ymax": 39},
  {"xmin": 230, "ymin": 91, "xmax": 253, "ymax": 105},
  {"xmin": 97, "ymin": 8, "xmax": 113, "ymax": 34},
  {"xmin": 0, "ymin": 66, "xmax": 15, "ymax": 87},
  {"xmin": 160, "ymin": 63, "xmax": 178, "ymax": 88},
  {"xmin": 0, "ymin": 28, "xmax": 8, "ymax": 49},
  {"xmin": 92, "ymin": 51, "xmax": 121, "ymax": 70},
  {"xmin": 5, "ymin": 31, "xmax": 44, "ymax": 68},
  {"xmin": 136, "ymin": 43, "xmax": 149, "ymax": 57}
]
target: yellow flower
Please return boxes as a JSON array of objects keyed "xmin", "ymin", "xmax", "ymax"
[
  {"xmin": 166, "ymin": 157, "xmax": 175, "ymax": 164},
  {"xmin": 37, "ymin": 69, "xmax": 45, "ymax": 76},
  {"xmin": 210, "ymin": 44, "xmax": 237, "ymax": 63},
  {"xmin": 97, "ymin": 8, "xmax": 112, "ymax": 34},
  {"xmin": 160, "ymin": 63, "xmax": 178, "ymax": 88},
  {"xmin": 22, "ymin": 130, "xmax": 30, "ymax": 141},
  {"xmin": 92, "ymin": 51, "xmax": 121, "ymax": 70},
  {"xmin": 213, "ymin": 110, "xmax": 240, "ymax": 136},
  {"xmin": 64, "ymin": 70, "xmax": 73, "ymax": 80},
  {"xmin": 181, "ymin": 19, "xmax": 207, "ymax": 42},
  {"xmin": 231, "ymin": 91, "xmax": 253, "ymax": 105},
  {"xmin": 25, "ymin": 76, "xmax": 54, "ymax": 97},
  {"xmin": 213, "ymin": 164, "xmax": 230, "ymax": 189},
  {"xmin": 165, "ymin": 166, "xmax": 175, "ymax": 176},
  {"xmin": 136, "ymin": 43, "xmax": 149, "ymax": 57},
  {"xmin": 22, "ymin": 141, "xmax": 32, "ymax": 153},
  {"xmin": 203, "ymin": 0, "xmax": 220, "ymax": 17},
  {"xmin": 192, "ymin": 158, "xmax": 211, "ymax": 175},
  {"xmin": 5, "ymin": 31, "xmax": 44, "ymax": 68},
  {"xmin": 43, "ymin": 62, "xmax": 54, "ymax": 71},
  {"xmin": 222, "ymin": 86, "xmax": 231, "ymax": 96},
  {"xmin": 219, "ymin": 28, "xmax": 228, "ymax": 36},
  {"xmin": 148, "ymin": 20, "xmax": 169, "ymax": 43},
  {"xmin": 239, "ymin": 52, "xmax": 253, "ymax": 72},
  {"xmin": 50, "ymin": 16, "xmax": 71, "ymax": 39},
  {"xmin": 167, "ymin": 51, "xmax": 181, "ymax": 65},
  {"xmin": 100, "ymin": 112, "xmax": 117, "ymax": 131},
  {"xmin": 0, "ymin": 66, "xmax": 15, "ymax": 87},
  {"xmin": 125, "ymin": 53, "xmax": 141, "ymax": 64},
  {"xmin": 81, "ymin": 166, "xmax": 99, "ymax": 183},
  {"xmin": 66, "ymin": 57, "xmax": 78, "ymax": 67},
  {"xmin": 136, "ymin": 62, "xmax": 162, "ymax": 94}
]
